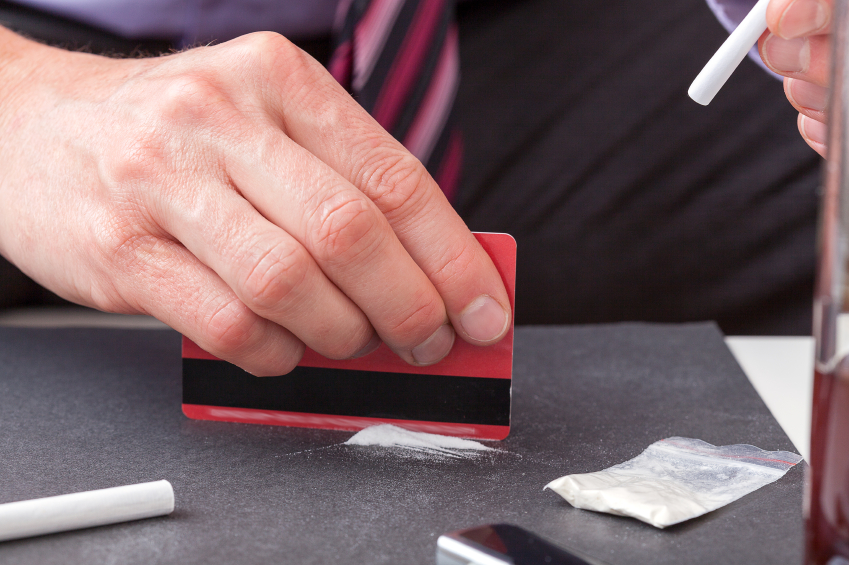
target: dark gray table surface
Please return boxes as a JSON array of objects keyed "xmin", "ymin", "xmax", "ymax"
[{"xmin": 0, "ymin": 323, "xmax": 804, "ymax": 564}]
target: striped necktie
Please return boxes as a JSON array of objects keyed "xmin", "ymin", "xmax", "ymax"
[{"xmin": 329, "ymin": 0, "xmax": 462, "ymax": 203}]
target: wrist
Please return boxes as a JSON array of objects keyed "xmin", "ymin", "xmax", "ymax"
[
  {"xmin": 0, "ymin": 27, "xmax": 50, "ymax": 120},
  {"xmin": 0, "ymin": 27, "xmax": 137, "ymax": 126}
]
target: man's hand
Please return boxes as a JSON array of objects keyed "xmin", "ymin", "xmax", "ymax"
[
  {"xmin": 0, "ymin": 28, "xmax": 511, "ymax": 375},
  {"xmin": 759, "ymin": 0, "xmax": 832, "ymax": 157}
]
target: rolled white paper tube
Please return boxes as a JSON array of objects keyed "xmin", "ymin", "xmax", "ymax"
[
  {"xmin": 0, "ymin": 480, "xmax": 174, "ymax": 542},
  {"xmin": 689, "ymin": 0, "xmax": 771, "ymax": 105}
]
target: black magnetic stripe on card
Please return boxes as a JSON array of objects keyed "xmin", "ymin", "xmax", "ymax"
[{"xmin": 182, "ymin": 358, "xmax": 511, "ymax": 426}]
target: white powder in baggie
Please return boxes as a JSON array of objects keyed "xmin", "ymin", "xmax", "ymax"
[
  {"xmin": 545, "ymin": 437, "xmax": 802, "ymax": 528},
  {"xmin": 344, "ymin": 424, "xmax": 493, "ymax": 458},
  {"xmin": 546, "ymin": 471, "xmax": 712, "ymax": 528}
]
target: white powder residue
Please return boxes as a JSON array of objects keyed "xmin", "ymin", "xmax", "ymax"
[{"xmin": 344, "ymin": 424, "xmax": 493, "ymax": 458}]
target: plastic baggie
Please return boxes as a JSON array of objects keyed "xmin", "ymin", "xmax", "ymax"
[{"xmin": 545, "ymin": 437, "xmax": 802, "ymax": 528}]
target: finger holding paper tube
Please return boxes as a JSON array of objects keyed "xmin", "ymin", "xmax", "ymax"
[
  {"xmin": 758, "ymin": 0, "xmax": 834, "ymax": 158},
  {"xmin": 690, "ymin": 0, "xmax": 834, "ymax": 157},
  {"xmin": 0, "ymin": 480, "xmax": 174, "ymax": 542}
]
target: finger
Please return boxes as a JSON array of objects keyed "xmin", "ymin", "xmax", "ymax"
[
  {"xmin": 784, "ymin": 77, "xmax": 828, "ymax": 122},
  {"xmin": 798, "ymin": 113, "xmax": 827, "ymax": 157},
  {"xmin": 227, "ymin": 121, "xmax": 455, "ymax": 366},
  {"xmin": 153, "ymin": 178, "xmax": 380, "ymax": 361},
  {"xmin": 759, "ymin": 32, "xmax": 830, "ymax": 86},
  {"xmin": 767, "ymin": 0, "xmax": 832, "ymax": 39},
  {"xmin": 113, "ymin": 234, "xmax": 305, "ymax": 376},
  {"xmin": 250, "ymin": 34, "xmax": 512, "ymax": 346}
]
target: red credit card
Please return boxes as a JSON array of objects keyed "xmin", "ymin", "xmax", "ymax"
[{"xmin": 182, "ymin": 232, "xmax": 516, "ymax": 440}]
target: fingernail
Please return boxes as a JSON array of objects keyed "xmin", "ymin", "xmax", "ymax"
[
  {"xmin": 779, "ymin": 0, "xmax": 828, "ymax": 39},
  {"xmin": 411, "ymin": 324, "xmax": 455, "ymax": 365},
  {"xmin": 459, "ymin": 295, "xmax": 509, "ymax": 343},
  {"xmin": 763, "ymin": 34, "xmax": 810, "ymax": 73},
  {"xmin": 350, "ymin": 332, "xmax": 381, "ymax": 359},
  {"xmin": 800, "ymin": 115, "xmax": 827, "ymax": 145},
  {"xmin": 787, "ymin": 79, "xmax": 828, "ymax": 111}
]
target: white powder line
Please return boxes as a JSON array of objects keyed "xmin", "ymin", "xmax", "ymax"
[
  {"xmin": 344, "ymin": 424, "xmax": 497, "ymax": 458},
  {"xmin": 274, "ymin": 424, "xmax": 503, "ymax": 460}
]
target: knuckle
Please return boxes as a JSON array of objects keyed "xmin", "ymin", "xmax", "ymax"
[
  {"xmin": 362, "ymin": 150, "xmax": 433, "ymax": 221},
  {"xmin": 234, "ymin": 32, "xmax": 350, "ymax": 135},
  {"xmin": 241, "ymin": 241, "xmax": 310, "ymax": 313},
  {"xmin": 93, "ymin": 217, "xmax": 156, "ymax": 270},
  {"xmin": 204, "ymin": 295, "xmax": 306, "ymax": 376},
  {"xmin": 308, "ymin": 193, "xmax": 382, "ymax": 264},
  {"xmin": 428, "ymin": 240, "xmax": 479, "ymax": 289},
  {"xmin": 239, "ymin": 31, "xmax": 318, "ymax": 87},
  {"xmin": 88, "ymin": 217, "xmax": 172, "ymax": 312},
  {"xmin": 388, "ymin": 297, "xmax": 444, "ymax": 342},
  {"xmin": 241, "ymin": 31, "xmax": 297, "ymax": 60},
  {"xmin": 251, "ymin": 341, "xmax": 305, "ymax": 377},
  {"xmin": 156, "ymin": 74, "xmax": 232, "ymax": 126},
  {"xmin": 203, "ymin": 298, "xmax": 258, "ymax": 357},
  {"xmin": 105, "ymin": 128, "xmax": 168, "ymax": 187},
  {"xmin": 322, "ymin": 329, "xmax": 373, "ymax": 361},
  {"xmin": 265, "ymin": 33, "xmax": 320, "ymax": 78},
  {"xmin": 252, "ymin": 130, "xmax": 289, "ymax": 175}
]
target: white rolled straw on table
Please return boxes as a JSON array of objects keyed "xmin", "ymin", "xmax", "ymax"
[
  {"xmin": 0, "ymin": 480, "xmax": 174, "ymax": 542},
  {"xmin": 689, "ymin": 0, "xmax": 771, "ymax": 105}
]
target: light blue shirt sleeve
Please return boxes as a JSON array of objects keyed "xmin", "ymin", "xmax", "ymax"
[{"xmin": 706, "ymin": 0, "xmax": 758, "ymax": 32}]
